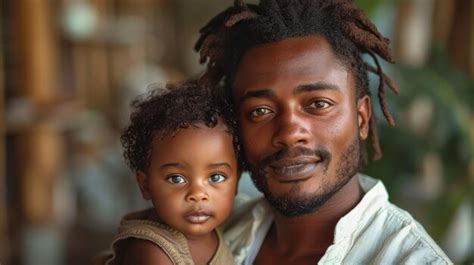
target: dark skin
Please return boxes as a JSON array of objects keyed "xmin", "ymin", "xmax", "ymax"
[
  {"xmin": 232, "ymin": 35, "xmax": 371, "ymax": 264},
  {"xmin": 123, "ymin": 239, "xmax": 174, "ymax": 265},
  {"xmin": 123, "ymin": 123, "xmax": 239, "ymax": 265}
]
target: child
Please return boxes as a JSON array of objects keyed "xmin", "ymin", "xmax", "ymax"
[{"xmin": 101, "ymin": 80, "xmax": 242, "ymax": 265}]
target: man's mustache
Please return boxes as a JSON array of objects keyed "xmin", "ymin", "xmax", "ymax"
[{"xmin": 258, "ymin": 146, "xmax": 332, "ymax": 169}]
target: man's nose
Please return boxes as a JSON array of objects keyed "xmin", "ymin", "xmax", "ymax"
[
  {"xmin": 271, "ymin": 109, "xmax": 310, "ymax": 148},
  {"xmin": 185, "ymin": 182, "xmax": 209, "ymax": 203}
]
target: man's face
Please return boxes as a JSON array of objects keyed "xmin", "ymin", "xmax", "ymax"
[{"xmin": 232, "ymin": 35, "xmax": 371, "ymax": 217}]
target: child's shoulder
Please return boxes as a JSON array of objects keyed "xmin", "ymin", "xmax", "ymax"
[
  {"xmin": 122, "ymin": 238, "xmax": 173, "ymax": 265},
  {"xmin": 103, "ymin": 208, "xmax": 194, "ymax": 265},
  {"xmin": 117, "ymin": 208, "xmax": 187, "ymax": 244}
]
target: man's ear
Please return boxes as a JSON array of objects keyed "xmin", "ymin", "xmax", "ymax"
[
  {"xmin": 136, "ymin": 170, "xmax": 151, "ymax": 200},
  {"xmin": 357, "ymin": 95, "xmax": 371, "ymax": 140}
]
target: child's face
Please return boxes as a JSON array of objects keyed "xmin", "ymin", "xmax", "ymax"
[{"xmin": 137, "ymin": 122, "xmax": 238, "ymax": 239}]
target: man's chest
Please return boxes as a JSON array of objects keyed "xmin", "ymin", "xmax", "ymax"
[
  {"xmin": 253, "ymin": 251, "xmax": 323, "ymax": 265},
  {"xmin": 252, "ymin": 238, "xmax": 324, "ymax": 265}
]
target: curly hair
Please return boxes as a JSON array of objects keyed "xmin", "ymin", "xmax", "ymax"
[
  {"xmin": 195, "ymin": 0, "xmax": 399, "ymax": 160},
  {"xmin": 121, "ymin": 80, "xmax": 242, "ymax": 172}
]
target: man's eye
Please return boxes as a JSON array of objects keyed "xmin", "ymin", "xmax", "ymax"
[
  {"xmin": 166, "ymin": 175, "xmax": 186, "ymax": 184},
  {"xmin": 308, "ymin": 100, "xmax": 331, "ymax": 109},
  {"xmin": 249, "ymin": 107, "xmax": 272, "ymax": 117},
  {"xmin": 209, "ymin": 174, "xmax": 226, "ymax": 183}
]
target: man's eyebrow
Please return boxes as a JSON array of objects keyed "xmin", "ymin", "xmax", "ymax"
[
  {"xmin": 295, "ymin": 82, "xmax": 340, "ymax": 94},
  {"xmin": 237, "ymin": 83, "xmax": 339, "ymax": 103},
  {"xmin": 238, "ymin": 89, "xmax": 273, "ymax": 104},
  {"xmin": 208, "ymin": 162, "xmax": 232, "ymax": 169}
]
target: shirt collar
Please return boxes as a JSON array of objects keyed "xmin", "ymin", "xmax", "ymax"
[{"xmin": 334, "ymin": 174, "xmax": 389, "ymax": 242}]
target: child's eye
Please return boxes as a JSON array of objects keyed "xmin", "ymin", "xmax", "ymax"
[
  {"xmin": 208, "ymin": 174, "xmax": 226, "ymax": 183},
  {"xmin": 166, "ymin": 175, "xmax": 186, "ymax": 184}
]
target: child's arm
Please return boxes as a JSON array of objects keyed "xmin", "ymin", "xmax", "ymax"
[{"xmin": 122, "ymin": 238, "xmax": 173, "ymax": 265}]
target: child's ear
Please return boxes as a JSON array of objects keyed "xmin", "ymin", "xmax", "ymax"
[{"xmin": 136, "ymin": 170, "xmax": 151, "ymax": 200}]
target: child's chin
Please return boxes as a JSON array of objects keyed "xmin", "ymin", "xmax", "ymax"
[{"xmin": 182, "ymin": 225, "xmax": 216, "ymax": 238}]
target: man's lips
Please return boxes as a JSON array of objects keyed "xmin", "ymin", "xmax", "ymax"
[
  {"xmin": 268, "ymin": 156, "xmax": 321, "ymax": 182},
  {"xmin": 184, "ymin": 210, "xmax": 212, "ymax": 224}
]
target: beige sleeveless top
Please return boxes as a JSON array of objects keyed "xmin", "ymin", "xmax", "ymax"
[{"xmin": 100, "ymin": 208, "xmax": 235, "ymax": 265}]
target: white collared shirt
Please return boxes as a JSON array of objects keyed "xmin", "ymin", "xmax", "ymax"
[{"xmin": 224, "ymin": 174, "xmax": 452, "ymax": 264}]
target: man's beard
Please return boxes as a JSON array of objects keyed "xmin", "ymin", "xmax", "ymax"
[{"xmin": 249, "ymin": 137, "xmax": 363, "ymax": 218}]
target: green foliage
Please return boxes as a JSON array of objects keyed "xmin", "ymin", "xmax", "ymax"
[{"xmin": 364, "ymin": 44, "xmax": 474, "ymax": 243}]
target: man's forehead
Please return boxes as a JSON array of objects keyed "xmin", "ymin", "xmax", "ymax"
[{"xmin": 232, "ymin": 35, "xmax": 352, "ymax": 97}]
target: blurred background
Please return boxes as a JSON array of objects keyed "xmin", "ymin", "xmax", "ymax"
[{"xmin": 0, "ymin": 0, "xmax": 473, "ymax": 264}]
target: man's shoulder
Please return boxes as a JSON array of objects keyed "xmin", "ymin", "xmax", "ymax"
[
  {"xmin": 328, "ymin": 174, "xmax": 452, "ymax": 264},
  {"xmin": 343, "ymin": 183, "xmax": 452, "ymax": 264},
  {"xmin": 379, "ymin": 202, "xmax": 451, "ymax": 263}
]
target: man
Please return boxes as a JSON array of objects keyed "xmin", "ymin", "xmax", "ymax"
[{"xmin": 195, "ymin": 0, "xmax": 451, "ymax": 264}]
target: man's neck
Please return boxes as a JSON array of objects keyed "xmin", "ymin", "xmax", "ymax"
[{"xmin": 270, "ymin": 175, "xmax": 363, "ymax": 259}]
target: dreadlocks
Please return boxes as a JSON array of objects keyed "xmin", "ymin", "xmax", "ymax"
[{"xmin": 195, "ymin": 0, "xmax": 399, "ymax": 160}]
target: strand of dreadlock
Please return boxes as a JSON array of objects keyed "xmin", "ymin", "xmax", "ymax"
[
  {"xmin": 365, "ymin": 63, "xmax": 399, "ymax": 94},
  {"xmin": 275, "ymin": 0, "xmax": 304, "ymax": 29},
  {"xmin": 320, "ymin": 0, "xmax": 381, "ymax": 40},
  {"xmin": 343, "ymin": 22, "xmax": 394, "ymax": 63},
  {"xmin": 339, "ymin": 2, "xmax": 389, "ymax": 43},
  {"xmin": 234, "ymin": 0, "xmax": 248, "ymax": 8},
  {"xmin": 195, "ymin": 6, "xmax": 239, "ymax": 52},
  {"xmin": 226, "ymin": 10, "xmax": 258, "ymax": 27},
  {"xmin": 227, "ymin": 0, "xmax": 259, "ymax": 27},
  {"xmin": 319, "ymin": 0, "xmax": 351, "ymax": 10},
  {"xmin": 196, "ymin": 2, "xmax": 257, "ymax": 77},
  {"xmin": 197, "ymin": 0, "xmax": 252, "ymax": 45},
  {"xmin": 320, "ymin": 0, "xmax": 393, "ymax": 62},
  {"xmin": 369, "ymin": 112, "xmax": 383, "ymax": 160},
  {"xmin": 367, "ymin": 50, "xmax": 396, "ymax": 127},
  {"xmin": 198, "ymin": 35, "xmax": 219, "ymax": 63}
]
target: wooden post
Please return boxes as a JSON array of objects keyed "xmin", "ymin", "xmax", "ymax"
[
  {"xmin": 433, "ymin": 0, "xmax": 474, "ymax": 82},
  {"xmin": 0, "ymin": 3, "xmax": 8, "ymax": 260},
  {"xmin": 14, "ymin": 0, "xmax": 63, "ymax": 224},
  {"xmin": 468, "ymin": 1, "xmax": 474, "ymax": 81},
  {"xmin": 447, "ymin": 0, "xmax": 472, "ymax": 73},
  {"xmin": 394, "ymin": 0, "xmax": 434, "ymax": 66},
  {"xmin": 432, "ymin": 0, "xmax": 455, "ymax": 44}
]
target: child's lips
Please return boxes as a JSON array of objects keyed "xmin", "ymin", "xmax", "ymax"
[{"xmin": 184, "ymin": 210, "xmax": 212, "ymax": 224}]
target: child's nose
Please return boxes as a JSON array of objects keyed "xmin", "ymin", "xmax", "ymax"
[{"xmin": 185, "ymin": 185, "xmax": 209, "ymax": 202}]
